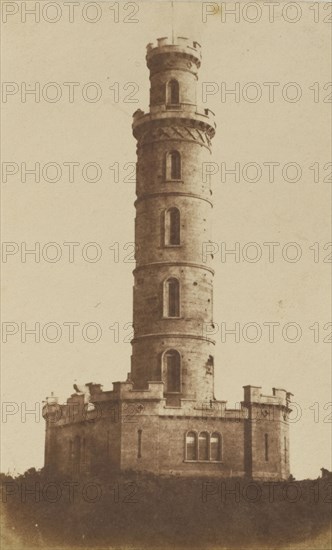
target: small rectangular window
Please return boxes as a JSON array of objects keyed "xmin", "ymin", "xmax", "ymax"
[{"xmin": 264, "ymin": 433, "xmax": 269, "ymax": 462}]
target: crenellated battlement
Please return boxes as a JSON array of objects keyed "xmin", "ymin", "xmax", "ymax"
[
  {"xmin": 243, "ymin": 385, "xmax": 293, "ymax": 408},
  {"xmin": 42, "ymin": 381, "xmax": 259, "ymax": 425},
  {"xmin": 147, "ymin": 36, "xmax": 201, "ymax": 55},
  {"xmin": 146, "ymin": 36, "xmax": 202, "ymax": 72},
  {"xmin": 147, "ymin": 36, "xmax": 201, "ymax": 51}
]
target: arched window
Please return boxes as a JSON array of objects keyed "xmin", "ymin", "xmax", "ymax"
[
  {"xmin": 198, "ymin": 432, "xmax": 209, "ymax": 460},
  {"xmin": 186, "ymin": 431, "xmax": 197, "ymax": 460},
  {"xmin": 171, "ymin": 150, "xmax": 181, "ymax": 179},
  {"xmin": 165, "ymin": 207, "xmax": 180, "ymax": 245},
  {"xmin": 167, "ymin": 79, "xmax": 179, "ymax": 105},
  {"xmin": 164, "ymin": 277, "xmax": 180, "ymax": 317},
  {"xmin": 211, "ymin": 432, "xmax": 221, "ymax": 461},
  {"xmin": 165, "ymin": 150, "xmax": 181, "ymax": 180},
  {"xmin": 164, "ymin": 349, "xmax": 181, "ymax": 393},
  {"xmin": 184, "ymin": 431, "xmax": 222, "ymax": 462}
]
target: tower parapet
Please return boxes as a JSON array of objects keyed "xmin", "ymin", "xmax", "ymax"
[
  {"xmin": 146, "ymin": 37, "xmax": 202, "ymax": 71},
  {"xmin": 132, "ymin": 35, "xmax": 215, "ymax": 137},
  {"xmin": 243, "ymin": 386, "xmax": 293, "ymax": 408}
]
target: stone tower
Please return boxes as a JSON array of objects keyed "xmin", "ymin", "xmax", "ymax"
[
  {"xmin": 131, "ymin": 37, "xmax": 216, "ymax": 405},
  {"xmin": 42, "ymin": 37, "xmax": 292, "ymax": 481}
]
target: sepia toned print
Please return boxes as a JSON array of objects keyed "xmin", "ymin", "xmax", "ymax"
[
  {"xmin": 42, "ymin": 35, "xmax": 292, "ymax": 482},
  {"xmin": 1, "ymin": 2, "xmax": 331, "ymax": 549}
]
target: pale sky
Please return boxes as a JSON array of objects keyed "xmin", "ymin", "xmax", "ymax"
[{"xmin": 1, "ymin": 1, "xmax": 331, "ymax": 480}]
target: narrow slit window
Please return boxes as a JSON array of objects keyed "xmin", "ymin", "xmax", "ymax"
[
  {"xmin": 264, "ymin": 433, "xmax": 269, "ymax": 462},
  {"xmin": 137, "ymin": 429, "xmax": 142, "ymax": 458},
  {"xmin": 73, "ymin": 435, "xmax": 81, "ymax": 473},
  {"xmin": 164, "ymin": 278, "xmax": 180, "ymax": 317},
  {"xmin": 82, "ymin": 437, "xmax": 86, "ymax": 466},
  {"xmin": 73, "ymin": 435, "xmax": 81, "ymax": 464},
  {"xmin": 165, "ymin": 208, "xmax": 180, "ymax": 245}
]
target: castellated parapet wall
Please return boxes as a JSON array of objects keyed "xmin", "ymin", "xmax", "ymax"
[
  {"xmin": 43, "ymin": 383, "xmax": 291, "ymax": 425},
  {"xmin": 146, "ymin": 36, "xmax": 202, "ymax": 57},
  {"xmin": 146, "ymin": 38, "xmax": 202, "ymax": 78}
]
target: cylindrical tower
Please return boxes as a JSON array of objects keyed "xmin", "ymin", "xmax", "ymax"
[{"xmin": 131, "ymin": 37, "xmax": 216, "ymax": 404}]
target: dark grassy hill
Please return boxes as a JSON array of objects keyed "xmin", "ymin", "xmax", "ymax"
[{"xmin": 1, "ymin": 469, "xmax": 331, "ymax": 549}]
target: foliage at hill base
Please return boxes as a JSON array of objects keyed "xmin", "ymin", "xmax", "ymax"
[{"xmin": 1, "ymin": 468, "xmax": 331, "ymax": 549}]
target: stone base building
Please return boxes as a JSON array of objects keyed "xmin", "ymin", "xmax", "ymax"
[
  {"xmin": 43, "ymin": 37, "xmax": 292, "ymax": 481},
  {"xmin": 44, "ymin": 383, "xmax": 291, "ymax": 480}
]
